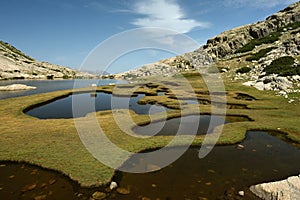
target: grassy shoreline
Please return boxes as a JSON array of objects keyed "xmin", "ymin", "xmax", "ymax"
[{"xmin": 0, "ymin": 76, "xmax": 299, "ymax": 187}]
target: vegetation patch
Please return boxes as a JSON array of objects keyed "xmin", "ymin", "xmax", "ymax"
[
  {"xmin": 236, "ymin": 66, "xmax": 251, "ymax": 74},
  {"xmin": 264, "ymin": 56, "xmax": 300, "ymax": 76},
  {"xmin": 236, "ymin": 22, "xmax": 300, "ymax": 54},
  {"xmin": 246, "ymin": 47, "xmax": 275, "ymax": 61},
  {"xmin": 236, "ymin": 32, "xmax": 281, "ymax": 53}
]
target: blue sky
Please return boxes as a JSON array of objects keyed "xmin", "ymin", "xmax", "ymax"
[{"xmin": 0, "ymin": 0, "xmax": 298, "ymax": 73}]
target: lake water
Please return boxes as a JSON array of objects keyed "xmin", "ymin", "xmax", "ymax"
[
  {"xmin": 26, "ymin": 92, "xmax": 168, "ymax": 119},
  {"xmin": 133, "ymin": 115, "xmax": 249, "ymax": 136},
  {"xmin": 112, "ymin": 131, "xmax": 300, "ymax": 199},
  {"xmin": 1, "ymin": 131, "xmax": 300, "ymax": 199},
  {"xmin": 0, "ymin": 79, "xmax": 126, "ymax": 100}
]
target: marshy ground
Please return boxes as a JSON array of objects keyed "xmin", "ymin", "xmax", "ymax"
[{"xmin": 0, "ymin": 72, "xmax": 299, "ymax": 199}]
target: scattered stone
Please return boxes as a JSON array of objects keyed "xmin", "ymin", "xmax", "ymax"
[
  {"xmin": 9, "ymin": 175, "xmax": 15, "ymax": 179},
  {"xmin": 236, "ymin": 144, "xmax": 245, "ymax": 150},
  {"xmin": 140, "ymin": 197, "xmax": 151, "ymax": 200},
  {"xmin": 0, "ymin": 187, "xmax": 3, "ymax": 191},
  {"xmin": 34, "ymin": 195, "xmax": 47, "ymax": 200},
  {"xmin": 21, "ymin": 183, "xmax": 37, "ymax": 193},
  {"xmin": 208, "ymin": 169, "xmax": 216, "ymax": 173},
  {"xmin": 205, "ymin": 182, "xmax": 212, "ymax": 186},
  {"xmin": 30, "ymin": 169, "xmax": 38, "ymax": 175},
  {"xmin": 238, "ymin": 190, "xmax": 245, "ymax": 196},
  {"xmin": 48, "ymin": 179, "xmax": 56, "ymax": 185},
  {"xmin": 147, "ymin": 164, "xmax": 161, "ymax": 171},
  {"xmin": 109, "ymin": 181, "xmax": 118, "ymax": 190},
  {"xmin": 151, "ymin": 184, "xmax": 157, "ymax": 188},
  {"xmin": 0, "ymin": 164, "xmax": 6, "ymax": 168},
  {"xmin": 116, "ymin": 187, "xmax": 130, "ymax": 195},
  {"xmin": 40, "ymin": 183, "xmax": 47, "ymax": 188},
  {"xmin": 76, "ymin": 192, "xmax": 83, "ymax": 198},
  {"xmin": 92, "ymin": 191, "xmax": 107, "ymax": 200}
]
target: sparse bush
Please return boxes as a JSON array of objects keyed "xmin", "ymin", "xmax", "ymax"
[
  {"xmin": 236, "ymin": 32, "xmax": 281, "ymax": 53},
  {"xmin": 236, "ymin": 67, "xmax": 251, "ymax": 74},
  {"xmin": 246, "ymin": 47, "xmax": 274, "ymax": 61},
  {"xmin": 236, "ymin": 22, "xmax": 300, "ymax": 54},
  {"xmin": 264, "ymin": 56, "xmax": 300, "ymax": 76}
]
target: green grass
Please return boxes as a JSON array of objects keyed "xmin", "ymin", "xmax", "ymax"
[{"xmin": 0, "ymin": 75, "xmax": 299, "ymax": 187}]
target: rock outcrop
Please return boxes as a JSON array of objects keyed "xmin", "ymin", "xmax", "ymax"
[
  {"xmin": 117, "ymin": 1, "xmax": 300, "ymax": 95},
  {"xmin": 0, "ymin": 40, "xmax": 94, "ymax": 80},
  {"xmin": 202, "ymin": 1, "xmax": 300, "ymax": 60},
  {"xmin": 250, "ymin": 175, "xmax": 300, "ymax": 200},
  {"xmin": 0, "ymin": 84, "xmax": 36, "ymax": 91}
]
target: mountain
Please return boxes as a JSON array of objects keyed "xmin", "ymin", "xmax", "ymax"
[
  {"xmin": 117, "ymin": 1, "xmax": 300, "ymax": 92},
  {"xmin": 0, "ymin": 41, "xmax": 94, "ymax": 80}
]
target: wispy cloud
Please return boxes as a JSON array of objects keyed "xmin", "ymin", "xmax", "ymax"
[
  {"xmin": 131, "ymin": 0, "xmax": 210, "ymax": 33},
  {"xmin": 223, "ymin": 0, "xmax": 298, "ymax": 8}
]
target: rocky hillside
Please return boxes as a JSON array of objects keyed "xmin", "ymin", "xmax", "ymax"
[
  {"xmin": 0, "ymin": 41, "xmax": 94, "ymax": 80},
  {"xmin": 117, "ymin": 1, "xmax": 300, "ymax": 93}
]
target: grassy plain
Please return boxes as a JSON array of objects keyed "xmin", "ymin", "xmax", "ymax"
[{"xmin": 0, "ymin": 72, "xmax": 299, "ymax": 187}]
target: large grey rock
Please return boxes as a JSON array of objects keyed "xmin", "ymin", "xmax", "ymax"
[
  {"xmin": 250, "ymin": 175, "xmax": 300, "ymax": 200},
  {"xmin": 0, "ymin": 84, "xmax": 36, "ymax": 91}
]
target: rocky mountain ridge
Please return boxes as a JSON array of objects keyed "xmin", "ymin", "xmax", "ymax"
[
  {"xmin": 117, "ymin": 1, "xmax": 300, "ymax": 94},
  {"xmin": 0, "ymin": 40, "xmax": 94, "ymax": 80}
]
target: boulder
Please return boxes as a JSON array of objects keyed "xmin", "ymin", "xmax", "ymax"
[
  {"xmin": 0, "ymin": 84, "xmax": 36, "ymax": 91},
  {"xmin": 250, "ymin": 175, "xmax": 300, "ymax": 200}
]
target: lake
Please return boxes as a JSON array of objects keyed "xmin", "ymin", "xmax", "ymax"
[{"xmin": 0, "ymin": 79, "xmax": 126, "ymax": 100}]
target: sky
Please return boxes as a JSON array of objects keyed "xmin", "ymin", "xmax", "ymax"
[{"xmin": 0, "ymin": 0, "xmax": 298, "ymax": 73}]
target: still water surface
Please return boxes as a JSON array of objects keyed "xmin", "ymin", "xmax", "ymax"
[{"xmin": 0, "ymin": 79, "xmax": 126, "ymax": 99}]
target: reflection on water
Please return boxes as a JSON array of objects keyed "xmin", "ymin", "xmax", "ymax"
[
  {"xmin": 26, "ymin": 93, "xmax": 168, "ymax": 119},
  {"xmin": 1, "ymin": 132, "xmax": 300, "ymax": 200},
  {"xmin": 133, "ymin": 115, "xmax": 230, "ymax": 136},
  {"xmin": 0, "ymin": 79, "xmax": 126, "ymax": 100}
]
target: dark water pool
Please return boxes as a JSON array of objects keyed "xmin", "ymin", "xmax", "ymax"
[
  {"xmin": 1, "ymin": 131, "xmax": 300, "ymax": 200},
  {"xmin": 25, "ymin": 92, "xmax": 168, "ymax": 119},
  {"xmin": 133, "ymin": 115, "xmax": 250, "ymax": 136},
  {"xmin": 112, "ymin": 131, "xmax": 300, "ymax": 199}
]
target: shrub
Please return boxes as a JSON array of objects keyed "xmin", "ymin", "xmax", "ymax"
[
  {"xmin": 264, "ymin": 56, "xmax": 300, "ymax": 76},
  {"xmin": 236, "ymin": 67, "xmax": 251, "ymax": 74},
  {"xmin": 246, "ymin": 47, "xmax": 274, "ymax": 61},
  {"xmin": 236, "ymin": 21, "xmax": 300, "ymax": 54}
]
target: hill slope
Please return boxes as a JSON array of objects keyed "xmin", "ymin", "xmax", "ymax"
[
  {"xmin": 0, "ymin": 41, "xmax": 93, "ymax": 80},
  {"xmin": 118, "ymin": 1, "xmax": 300, "ymax": 92}
]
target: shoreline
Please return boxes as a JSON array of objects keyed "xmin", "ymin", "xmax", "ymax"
[{"xmin": 0, "ymin": 78, "xmax": 299, "ymax": 187}]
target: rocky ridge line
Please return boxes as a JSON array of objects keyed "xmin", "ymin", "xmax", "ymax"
[
  {"xmin": 117, "ymin": 1, "xmax": 300, "ymax": 96},
  {"xmin": 0, "ymin": 40, "xmax": 94, "ymax": 80}
]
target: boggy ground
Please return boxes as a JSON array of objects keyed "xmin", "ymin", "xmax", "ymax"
[{"xmin": 0, "ymin": 73, "xmax": 299, "ymax": 188}]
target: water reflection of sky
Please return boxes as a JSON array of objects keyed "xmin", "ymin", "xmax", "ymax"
[
  {"xmin": 0, "ymin": 79, "xmax": 127, "ymax": 99},
  {"xmin": 26, "ymin": 92, "xmax": 167, "ymax": 119}
]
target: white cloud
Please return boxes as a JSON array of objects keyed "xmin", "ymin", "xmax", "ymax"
[
  {"xmin": 223, "ymin": 0, "xmax": 298, "ymax": 8},
  {"xmin": 131, "ymin": 0, "xmax": 210, "ymax": 33}
]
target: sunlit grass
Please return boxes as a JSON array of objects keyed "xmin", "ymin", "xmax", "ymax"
[{"xmin": 0, "ymin": 74, "xmax": 299, "ymax": 187}]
